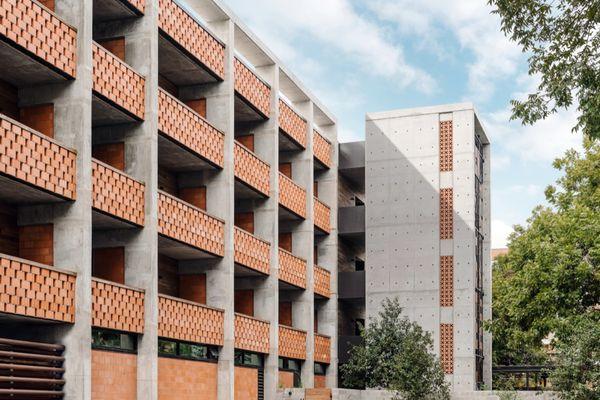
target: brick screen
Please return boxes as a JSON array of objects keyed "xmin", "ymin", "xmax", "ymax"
[
  {"xmin": 279, "ymin": 325, "xmax": 307, "ymax": 360},
  {"xmin": 313, "ymin": 130, "xmax": 332, "ymax": 168},
  {"xmin": 234, "ymin": 58, "xmax": 271, "ymax": 118},
  {"xmin": 159, "ymin": 358, "xmax": 218, "ymax": 400},
  {"xmin": 440, "ymin": 323, "xmax": 454, "ymax": 373},
  {"xmin": 439, "ymin": 120, "xmax": 453, "ymax": 172},
  {"xmin": 158, "ymin": 191, "xmax": 225, "ymax": 257},
  {"xmin": 92, "ymin": 159, "xmax": 145, "ymax": 226},
  {"xmin": 158, "ymin": 294, "xmax": 224, "ymax": 346},
  {"xmin": 278, "ymin": 172, "xmax": 306, "ymax": 219},
  {"xmin": 278, "ymin": 248, "xmax": 307, "ymax": 289},
  {"xmin": 91, "ymin": 278, "xmax": 145, "ymax": 334},
  {"xmin": 123, "ymin": 0, "xmax": 145, "ymax": 14},
  {"xmin": 158, "ymin": 0, "xmax": 225, "ymax": 79},
  {"xmin": 0, "ymin": 0, "xmax": 77, "ymax": 78},
  {"xmin": 440, "ymin": 188, "xmax": 453, "ymax": 240},
  {"xmin": 278, "ymin": 100, "xmax": 307, "ymax": 148},
  {"xmin": 0, "ymin": 114, "xmax": 76, "ymax": 200},
  {"xmin": 234, "ymin": 140, "xmax": 270, "ymax": 197},
  {"xmin": 314, "ymin": 265, "xmax": 331, "ymax": 298},
  {"xmin": 314, "ymin": 334, "xmax": 331, "ymax": 364},
  {"xmin": 0, "ymin": 254, "xmax": 75, "ymax": 322},
  {"xmin": 234, "ymin": 227, "xmax": 270, "ymax": 275},
  {"xmin": 314, "ymin": 197, "xmax": 331, "ymax": 234},
  {"xmin": 92, "ymin": 350, "xmax": 137, "ymax": 400},
  {"xmin": 234, "ymin": 313, "xmax": 270, "ymax": 354},
  {"xmin": 158, "ymin": 89, "xmax": 224, "ymax": 168},
  {"xmin": 92, "ymin": 42, "xmax": 145, "ymax": 120},
  {"xmin": 440, "ymin": 255, "xmax": 453, "ymax": 307}
]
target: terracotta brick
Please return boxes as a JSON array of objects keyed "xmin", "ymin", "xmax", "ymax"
[
  {"xmin": 92, "ymin": 350, "xmax": 137, "ymax": 400},
  {"xmin": 235, "ymin": 212, "xmax": 254, "ymax": 235},
  {"xmin": 279, "ymin": 172, "xmax": 306, "ymax": 219},
  {"xmin": 440, "ymin": 188, "xmax": 453, "ymax": 240},
  {"xmin": 178, "ymin": 187, "xmax": 206, "ymax": 210},
  {"xmin": 92, "ymin": 142, "xmax": 125, "ymax": 171},
  {"xmin": 279, "ymin": 100, "xmax": 307, "ymax": 148},
  {"xmin": 234, "ymin": 227, "xmax": 270, "ymax": 275},
  {"xmin": 279, "ymin": 301, "xmax": 293, "ymax": 327},
  {"xmin": 313, "ymin": 130, "xmax": 332, "ymax": 168},
  {"xmin": 19, "ymin": 104, "xmax": 54, "ymax": 138},
  {"xmin": 314, "ymin": 197, "xmax": 331, "ymax": 234},
  {"xmin": 179, "ymin": 273, "xmax": 206, "ymax": 304},
  {"xmin": 184, "ymin": 98, "xmax": 206, "ymax": 119},
  {"xmin": 278, "ymin": 248, "xmax": 306, "ymax": 289},
  {"xmin": 314, "ymin": 375, "xmax": 327, "ymax": 388},
  {"xmin": 279, "ymin": 325, "xmax": 307, "ymax": 360},
  {"xmin": 440, "ymin": 324, "xmax": 454, "ymax": 373},
  {"xmin": 19, "ymin": 224, "xmax": 53, "ymax": 265},
  {"xmin": 97, "ymin": 37, "xmax": 126, "ymax": 62},
  {"xmin": 440, "ymin": 256, "xmax": 453, "ymax": 307},
  {"xmin": 234, "ymin": 58, "xmax": 271, "ymax": 118},
  {"xmin": 279, "ymin": 370, "xmax": 294, "ymax": 389},
  {"xmin": 279, "ymin": 232, "xmax": 292, "ymax": 253},
  {"xmin": 92, "ymin": 247, "xmax": 125, "ymax": 284},
  {"xmin": 314, "ymin": 334, "xmax": 331, "ymax": 364},
  {"xmin": 159, "ymin": 358, "xmax": 218, "ymax": 400},
  {"xmin": 234, "ymin": 314, "xmax": 270, "ymax": 354},
  {"xmin": 237, "ymin": 134, "xmax": 254, "ymax": 152},
  {"xmin": 91, "ymin": 278, "xmax": 145, "ymax": 334},
  {"xmin": 279, "ymin": 162, "xmax": 292, "ymax": 179},
  {"xmin": 314, "ymin": 265, "xmax": 331, "ymax": 298},
  {"xmin": 440, "ymin": 120, "xmax": 453, "ymax": 172},
  {"xmin": 234, "ymin": 289, "xmax": 254, "ymax": 317},
  {"xmin": 234, "ymin": 366, "xmax": 258, "ymax": 400},
  {"xmin": 234, "ymin": 140, "xmax": 270, "ymax": 197}
]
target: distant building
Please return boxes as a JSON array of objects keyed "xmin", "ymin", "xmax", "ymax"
[{"xmin": 492, "ymin": 248, "xmax": 509, "ymax": 260}]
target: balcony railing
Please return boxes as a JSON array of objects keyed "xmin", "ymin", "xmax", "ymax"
[
  {"xmin": 92, "ymin": 42, "xmax": 145, "ymax": 120},
  {"xmin": 234, "ymin": 58, "xmax": 271, "ymax": 118},
  {"xmin": 158, "ymin": 294, "xmax": 224, "ymax": 346},
  {"xmin": 158, "ymin": 88, "xmax": 224, "ymax": 168},
  {"xmin": 92, "ymin": 159, "xmax": 145, "ymax": 226},
  {"xmin": 234, "ymin": 227, "xmax": 270, "ymax": 275},
  {"xmin": 91, "ymin": 278, "xmax": 145, "ymax": 334},
  {"xmin": 121, "ymin": 0, "xmax": 145, "ymax": 14},
  {"xmin": 279, "ymin": 100, "xmax": 307, "ymax": 148},
  {"xmin": 0, "ymin": 254, "xmax": 75, "ymax": 323},
  {"xmin": 314, "ymin": 334, "xmax": 331, "ymax": 364},
  {"xmin": 314, "ymin": 197, "xmax": 331, "ymax": 234},
  {"xmin": 234, "ymin": 313, "xmax": 270, "ymax": 354},
  {"xmin": 0, "ymin": 113, "xmax": 76, "ymax": 200},
  {"xmin": 157, "ymin": 191, "xmax": 225, "ymax": 257},
  {"xmin": 314, "ymin": 265, "xmax": 331, "ymax": 298},
  {"xmin": 313, "ymin": 130, "xmax": 332, "ymax": 168},
  {"xmin": 234, "ymin": 140, "xmax": 270, "ymax": 197},
  {"xmin": 278, "ymin": 248, "xmax": 306, "ymax": 289},
  {"xmin": 279, "ymin": 325, "xmax": 307, "ymax": 360},
  {"xmin": 278, "ymin": 173, "xmax": 306, "ymax": 219}
]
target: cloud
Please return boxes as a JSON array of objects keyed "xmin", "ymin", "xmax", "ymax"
[
  {"xmin": 492, "ymin": 219, "xmax": 513, "ymax": 248},
  {"xmin": 508, "ymin": 184, "xmax": 542, "ymax": 196},
  {"xmin": 492, "ymin": 153, "xmax": 511, "ymax": 171}
]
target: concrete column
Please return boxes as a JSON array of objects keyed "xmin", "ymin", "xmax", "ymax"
[{"xmin": 482, "ymin": 143, "xmax": 492, "ymax": 388}]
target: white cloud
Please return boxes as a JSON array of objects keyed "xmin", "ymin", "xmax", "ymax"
[
  {"xmin": 492, "ymin": 153, "xmax": 511, "ymax": 171},
  {"xmin": 508, "ymin": 184, "xmax": 542, "ymax": 196},
  {"xmin": 492, "ymin": 219, "xmax": 513, "ymax": 248}
]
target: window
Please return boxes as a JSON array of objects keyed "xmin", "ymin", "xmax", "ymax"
[
  {"xmin": 354, "ymin": 197, "xmax": 364, "ymax": 206},
  {"xmin": 92, "ymin": 328, "xmax": 137, "ymax": 353},
  {"xmin": 279, "ymin": 357, "xmax": 302, "ymax": 388},
  {"xmin": 234, "ymin": 350, "xmax": 264, "ymax": 368},
  {"xmin": 158, "ymin": 338, "xmax": 218, "ymax": 362},
  {"xmin": 314, "ymin": 363, "xmax": 327, "ymax": 376}
]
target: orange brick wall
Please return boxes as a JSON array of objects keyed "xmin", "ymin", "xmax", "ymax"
[
  {"xmin": 314, "ymin": 375, "xmax": 326, "ymax": 388},
  {"xmin": 123, "ymin": 0, "xmax": 145, "ymax": 14},
  {"xmin": 234, "ymin": 314, "xmax": 270, "ymax": 354},
  {"xmin": 278, "ymin": 100, "xmax": 307, "ymax": 148},
  {"xmin": 234, "ymin": 366, "xmax": 258, "ymax": 400},
  {"xmin": 92, "ymin": 278, "xmax": 145, "ymax": 334},
  {"xmin": 178, "ymin": 187, "xmax": 207, "ymax": 210},
  {"xmin": 440, "ymin": 323, "xmax": 454, "ymax": 374},
  {"xmin": 18, "ymin": 224, "xmax": 53, "ymax": 266},
  {"xmin": 314, "ymin": 265, "xmax": 331, "ymax": 299},
  {"xmin": 313, "ymin": 130, "xmax": 332, "ymax": 168},
  {"xmin": 440, "ymin": 256, "xmax": 454, "ymax": 307},
  {"xmin": 234, "ymin": 141, "xmax": 270, "ymax": 197},
  {"xmin": 314, "ymin": 334, "xmax": 331, "ymax": 364},
  {"xmin": 279, "ymin": 326, "xmax": 307, "ymax": 360},
  {"xmin": 97, "ymin": 37, "xmax": 126, "ymax": 61},
  {"xmin": 314, "ymin": 197, "xmax": 331, "ymax": 234},
  {"xmin": 184, "ymin": 98, "xmax": 207, "ymax": 118},
  {"xmin": 158, "ymin": 357, "xmax": 218, "ymax": 400},
  {"xmin": 234, "ymin": 227, "xmax": 270, "ymax": 275},
  {"xmin": 279, "ymin": 173, "xmax": 307, "ymax": 219},
  {"xmin": 234, "ymin": 58, "xmax": 271, "ymax": 118},
  {"xmin": 279, "ymin": 370, "xmax": 294, "ymax": 389},
  {"xmin": 92, "ymin": 247, "xmax": 125, "ymax": 284},
  {"xmin": 92, "ymin": 142, "xmax": 125, "ymax": 171},
  {"xmin": 439, "ymin": 120, "xmax": 453, "ymax": 172},
  {"xmin": 92, "ymin": 350, "xmax": 137, "ymax": 400},
  {"xmin": 19, "ymin": 104, "xmax": 54, "ymax": 138},
  {"xmin": 440, "ymin": 188, "xmax": 453, "ymax": 240},
  {"xmin": 278, "ymin": 248, "xmax": 307, "ymax": 289}
]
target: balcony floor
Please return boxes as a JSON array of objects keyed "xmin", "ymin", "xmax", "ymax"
[
  {"xmin": 234, "ymin": 263, "xmax": 268, "ymax": 277},
  {"xmin": 92, "ymin": 209, "xmax": 140, "ymax": 230},
  {"xmin": 234, "ymin": 179, "xmax": 268, "ymax": 200},
  {"xmin": 158, "ymin": 134, "xmax": 216, "ymax": 172},
  {"xmin": 94, "ymin": 0, "xmax": 142, "ymax": 22},
  {"xmin": 278, "ymin": 131, "xmax": 304, "ymax": 152},
  {"xmin": 159, "ymin": 35, "xmax": 220, "ymax": 86},
  {"xmin": 158, "ymin": 235, "xmax": 219, "ymax": 260},
  {"xmin": 92, "ymin": 95, "xmax": 138, "ymax": 127},
  {"xmin": 0, "ymin": 311, "xmax": 62, "ymax": 326},
  {"xmin": 0, "ymin": 40, "xmax": 69, "ymax": 87},
  {"xmin": 234, "ymin": 95, "xmax": 267, "ymax": 123},
  {"xmin": 0, "ymin": 175, "xmax": 69, "ymax": 205}
]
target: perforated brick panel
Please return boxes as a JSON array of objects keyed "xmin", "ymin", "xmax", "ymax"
[
  {"xmin": 440, "ymin": 323, "xmax": 454, "ymax": 374},
  {"xmin": 0, "ymin": 0, "xmax": 77, "ymax": 78},
  {"xmin": 0, "ymin": 255, "xmax": 75, "ymax": 322},
  {"xmin": 158, "ymin": 295, "xmax": 224, "ymax": 346},
  {"xmin": 0, "ymin": 114, "xmax": 76, "ymax": 200},
  {"xmin": 314, "ymin": 197, "xmax": 331, "ymax": 234},
  {"xmin": 439, "ymin": 120, "xmax": 453, "ymax": 172},
  {"xmin": 314, "ymin": 265, "xmax": 331, "ymax": 298},
  {"xmin": 313, "ymin": 130, "xmax": 332, "ymax": 168},
  {"xmin": 279, "ymin": 325, "xmax": 307, "ymax": 360},
  {"xmin": 278, "ymin": 248, "xmax": 306, "ymax": 289},
  {"xmin": 92, "ymin": 160, "xmax": 145, "ymax": 226},
  {"xmin": 440, "ymin": 256, "xmax": 453, "ymax": 307},
  {"xmin": 234, "ymin": 313, "xmax": 270, "ymax": 354},
  {"xmin": 314, "ymin": 334, "xmax": 331, "ymax": 364},
  {"xmin": 278, "ymin": 100, "xmax": 307, "ymax": 148},
  {"xmin": 158, "ymin": 0, "xmax": 225, "ymax": 79},
  {"xmin": 158, "ymin": 191, "xmax": 225, "ymax": 257},
  {"xmin": 92, "ymin": 43, "xmax": 145, "ymax": 120},
  {"xmin": 123, "ymin": 0, "xmax": 145, "ymax": 14},
  {"xmin": 158, "ymin": 89, "xmax": 224, "ymax": 168},
  {"xmin": 92, "ymin": 278, "xmax": 145, "ymax": 334},
  {"xmin": 440, "ymin": 188, "xmax": 453, "ymax": 240},
  {"xmin": 278, "ymin": 172, "xmax": 306, "ymax": 219},
  {"xmin": 234, "ymin": 140, "xmax": 270, "ymax": 197},
  {"xmin": 234, "ymin": 58, "xmax": 271, "ymax": 118},
  {"xmin": 234, "ymin": 227, "xmax": 270, "ymax": 275}
]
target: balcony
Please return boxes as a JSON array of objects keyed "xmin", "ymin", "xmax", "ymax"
[
  {"xmin": 91, "ymin": 278, "xmax": 145, "ymax": 334},
  {"xmin": 314, "ymin": 334, "xmax": 331, "ymax": 364},
  {"xmin": 314, "ymin": 197, "xmax": 331, "ymax": 234},
  {"xmin": 158, "ymin": 88, "xmax": 224, "ymax": 170},
  {"xmin": 157, "ymin": 191, "xmax": 225, "ymax": 259},
  {"xmin": 92, "ymin": 159, "xmax": 145, "ymax": 229},
  {"xmin": 92, "ymin": 42, "xmax": 145, "ymax": 126},
  {"xmin": 94, "ymin": 0, "xmax": 145, "ymax": 22},
  {"xmin": 338, "ymin": 271, "xmax": 365, "ymax": 300},
  {"xmin": 0, "ymin": 0, "xmax": 77, "ymax": 86},
  {"xmin": 234, "ymin": 58, "xmax": 271, "ymax": 121},
  {"xmin": 279, "ymin": 326, "xmax": 307, "ymax": 360},
  {"xmin": 278, "ymin": 173, "xmax": 306, "ymax": 219},
  {"xmin": 313, "ymin": 130, "xmax": 332, "ymax": 169},
  {"xmin": 278, "ymin": 248, "xmax": 306, "ymax": 289},
  {"xmin": 0, "ymin": 114, "xmax": 76, "ymax": 204},
  {"xmin": 278, "ymin": 100, "xmax": 307, "ymax": 150},
  {"xmin": 0, "ymin": 254, "xmax": 75, "ymax": 323},
  {"xmin": 314, "ymin": 265, "xmax": 331, "ymax": 299},
  {"xmin": 234, "ymin": 227, "xmax": 270, "ymax": 276},
  {"xmin": 338, "ymin": 205, "xmax": 365, "ymax": 246},
  {"xmin": 158, "ymin": 0, "xmax": 225, "ymax": 85},
  {"xmin": 158, "ymin": 294, "xmax": 224, "ymax": 346},
  {"xmin": 234, "ymin": 313, "xmax": 270, "ymax": 354},
  {"xmin": 234, "ymin": 140, "xmax": 270, "ymax": 198}
]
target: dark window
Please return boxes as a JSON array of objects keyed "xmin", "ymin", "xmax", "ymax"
[
  {"xmin": 235, "ymin": 350, "xmax": 264, "ymax": 368},
  {"xmin": 354, "ymin": 258, "xmax": 365, "ymax": 271},
  {"xmin": 354, "ymin": 197, "xmax": 364, "ymax": 206},
  {"xmin": 354, "ymin": 319, "xmax": 365, "ymax": 336},
  {"xmin": 314, "ymin": 363, "xmax": 327, "ymax": 376},
  {"xmin": 92, "ymin": 328, "xmax": 137, "ymax": 353},
  {"xmin": 158, "ymin": 338, "xmax": 218, "ymax": 362}
]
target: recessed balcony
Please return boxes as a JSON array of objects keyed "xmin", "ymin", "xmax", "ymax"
[
  {"xmin": 234, "ymin": 57, "xmax": 271, "ymax": 121},
  {"xmin": 234, "ymin": 140, "xmax": 270, "ymax": 198},
  {"xmin": 279, "ymin": 100, "xmax": 307, "ymax": 150},
  {"xmin": 278, "ymin": 173, "xmax": 306, "ymax": 220},
  {"xmin": 279, "ymin": 325, "xmax": 307, "ymax": 360},
  {"xmin": 314, "ymin": 197, "xmax": 331, "ymax": 234},
  {"xmin": 278, "ymin": 248, "xmax": 306, "ymax": 289},
  {"xmin": 313, "ymin": 130, "xmax": 332, "ymax": 169},
  {"xmin": 234, "ymin": 313, "xmax": 270, "ymax": 354},
  {"xmin": 91, "ymin": 278, "xmax": 145, "ymax": 334},
  {"xmin": 314, "ymin": 265, "xmax": 331, "ymax": 299},
  {"xmin": 94, "ymin": 0, "xmax": 145, "ymax": 22},
  {"xmin": 314, "ymin": 334, "xmax": 331, "ymax": 364},
  {"xmin": 234, "ymin": 227, "xmax": 270, "ymax": 276}
]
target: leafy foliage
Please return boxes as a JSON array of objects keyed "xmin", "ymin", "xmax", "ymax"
[{"xmin": 341, "ymin": 298, "xmax": 450, "ymax": 400}]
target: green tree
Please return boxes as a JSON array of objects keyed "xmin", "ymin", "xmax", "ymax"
[
  {"xmin": 341, "ymin": 298, "xmax": 450, "ymax": 400},
  {"xmin": 488, "ymin": 0, "xmax": 600, "ymax": 139}
]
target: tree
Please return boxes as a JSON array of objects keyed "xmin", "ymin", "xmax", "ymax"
[
  {"xmin": 341, "ymin": 298, "xmax": 450, "ymax": 400},
  {"xmin": 488, "ymin": 0, "xmax": 600, "ymax": 139}
]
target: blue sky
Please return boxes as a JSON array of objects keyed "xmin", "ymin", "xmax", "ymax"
[{"xmin": 222, "ymin": 0, "xmax": 583, "ymax": 248}]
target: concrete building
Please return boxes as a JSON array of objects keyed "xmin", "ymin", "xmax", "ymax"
[{"xmin": 0, "ymin": 0, "xmax": 338, "ymax": 399}]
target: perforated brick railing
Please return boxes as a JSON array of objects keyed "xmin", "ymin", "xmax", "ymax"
[
  {"xmin": 92, "ymin": 159, "xmax": 145, "ymax": 226},
  {"xmin": 92, "ymin": 278, "xmax": 145, "ymax": 334},
  {"xmin": 440, "ymin": 255, "xmax": 453, "ymax": 307},
  {"xmin": 440, "ymin": 323, "xmax": 454, "ymax": 374},
  {"xmin": 158, "ymin": 294, "xmax": 224, "ymax": 346},
  {"xmin": 158, "ymin": 0, "xmax": 225, "ymax": 79},
  {"xmin": 0, "ymin": 254, "xmax": 76, "ymax": 323},
  {"xmin": 440, "ymin": 188, "xmax": 453, "ymax": 240},
  {"xmin": 0, "ymin": 114, "xmax": 76, "ymax": 200},
  {"xmin": 234, "ymin": 227, "xmax": 270, "ymax": 275},
  {"xmin": 314, "ymin": 197, "xmax": 331, "ymax": 234},
  {"xmin": 123, "ymin": 0, "xmax": 145, "ymax": 14},
  {"xmin": 278, "ymin": 100, "xmax": 307, "ymax": 148},
  {"xmin": 234, "ymin": 313, "xmax": 270, "ymax": 354},
  {"xmin": 278, "ymin": 248, "xmax": 306, "ymax": 289},
  {"xmin": 158, "ymin": 89, "xmax": 224, "ymax": 168},
  {"xmin": 158, "ymin": 191, "xmax": 225, "ymax": 257},
  {"xmin": 314, "ymin": 334, "xmax": 331, "ymax": 364},
  {"xmin": 234, "ymin": 58, "xmax": 271, "ymax": 118},
  {"xmin": 439, "ymin": 120, "xmax": 453, "ymax": 172},
  {"xmin": 314, "ymin": 265, "xmax": 331, "ymax": 298},
  {"xmin": 234, "ymin": 140, "xmax": 270, "ymax": 197},
  {"xmin": 279, "ymin": 326, "xmax": 307, "ymax": 360},
  {"xmin": 278, "ymin": 172, "xmax": 306, "ymax": 219},
  {"xmin": 0, "ymin": 0, "xmax": 77, "ymax": 78},
  {"xmin": 92, "ymin": 42, "xmax": 145, "ymax": 120},
  {"xmin": 313, "ymin": 130, "xmax": 332, "ymax": 168}
]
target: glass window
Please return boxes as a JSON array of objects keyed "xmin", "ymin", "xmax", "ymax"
[
  {"xmin": 158, "ymin": 339, "xmax": 177, "ymax": 356},
  {"xmin": 314, "ymin": 363, "xmax": 327, "ymax": 375},
  {"xmin": 159, "ymin": 338, "xmax": 218, "ymax": 361},
  {"xmin": 92, "ymin": 329, "xmax": 137, "ymax": 352},
  {"xmin": 235, "ymin": 350, "xmax": 264, "ymax": 367}
]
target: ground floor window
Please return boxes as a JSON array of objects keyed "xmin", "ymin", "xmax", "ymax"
[
  {"xmin": 279, "ymin": 357, "xmax": 302, "ymax": 388},
  {"xmin": 235, "ymin": 349, "xmax": 264, "ymax": 368},
  {"xmin": 314, "ymin": 362, "xmax": 327, "ymax": 375},
  {"xmin": 158, "ymin": 338, "xmax": 218, "ymax": 362},
  {"xmin": 92, "ymin": 328, "xmax": 137, "ymax": 353}
]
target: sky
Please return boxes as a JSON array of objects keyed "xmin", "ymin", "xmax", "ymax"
[{"xmin": 222, "ymin": 0, "xmax": 583, "ymax": 248}]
